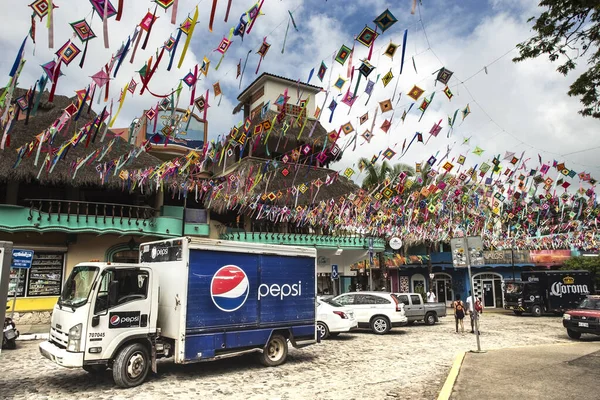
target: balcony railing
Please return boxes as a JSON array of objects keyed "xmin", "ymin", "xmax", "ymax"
[
  {"xmin": 219, "ymin": 231, "xmax": 386, "ymax": 250},
  {"xmin": 25, "ymin": 199, "xmax": 155, "ymax": 227}
]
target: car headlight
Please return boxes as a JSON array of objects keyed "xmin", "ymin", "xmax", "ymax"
[
  {"xmin": 67, "ymin": 323, "xmax": 82, "ymax": 352},
  {"xmin": 563, "ymin": 314, "xmax": 571, "ymax": 321}
]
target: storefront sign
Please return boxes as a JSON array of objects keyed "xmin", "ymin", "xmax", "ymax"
[
  {"xmin": 11, "ymin": 249, "xmax": 34, "ymax": 269},
  {"xmin": 483, "ymin": 250, "xmax": 531, "ymax": 264},
  {"xmin": 529, "ymin": 250, "xmax": 571, "ymax": 265}
]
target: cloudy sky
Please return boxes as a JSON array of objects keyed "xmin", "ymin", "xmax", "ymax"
[{"xmin": 1, "ymin": 0, "xmax": 599, "ymax": 184}]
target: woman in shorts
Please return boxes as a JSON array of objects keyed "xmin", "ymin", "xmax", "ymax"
[{"xmin": 453, "ymin": 294, "xmax": 465, "ymax": 333}]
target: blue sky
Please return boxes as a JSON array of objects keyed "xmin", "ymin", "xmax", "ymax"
[{"xmin": 2, "ymin": 0, "xmax": 600, "ymax": 182}]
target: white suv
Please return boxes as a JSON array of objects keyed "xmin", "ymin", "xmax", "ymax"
[{"xmin": 332, "ymin": 292, "xmax": 407, "ymax": 334}]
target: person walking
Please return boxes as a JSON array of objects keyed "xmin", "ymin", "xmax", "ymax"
[
  {"xmin": 466, "ymin": 291, "xmax": 483, "ymax": 334},
  {"xmin": 427, "ymin": 288, "xmax": 437, "ymax": 303},
  {"xmin": 453, "ymin": 294, "xmax": 465, "ymax": 333}
]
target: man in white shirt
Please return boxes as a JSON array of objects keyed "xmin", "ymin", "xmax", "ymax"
[
  {"xmin": 427, "ymin": 288, "xmax": 436, "ymax": 303},
  {"xmin": 466, "ymin": 291, "xmax": 481, "ymax": 334}
]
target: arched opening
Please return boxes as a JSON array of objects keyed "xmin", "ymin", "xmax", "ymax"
[
  {"xmin": 411, "ymin": 273, "xmax": 426, "ymax": 295},
  {"xmin": 105, "ymin": 240, "xmax": 140, "ymax": 264},
  {"xmin": 433, "ymin": 272, "xmax": 453, "ymax": 307},
  {"xmin": 472, "ymin": 272, "xmax": 504, "ymax": 308}
]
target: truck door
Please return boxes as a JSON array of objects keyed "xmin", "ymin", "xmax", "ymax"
[
  {"xmin": 408, "ymin": 294, "xmax": 424, "ymax": 318},
  {"xmin": 85, "ymin": 268, "xmax": 153, "ymax": 362}
]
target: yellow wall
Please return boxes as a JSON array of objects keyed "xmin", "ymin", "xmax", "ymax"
[{"xmin": 7, "ymin": 297, "xmax": 58, "ymax": 312}]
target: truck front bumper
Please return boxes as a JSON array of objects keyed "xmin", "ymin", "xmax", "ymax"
[{"xmin": 39, "ymin": 340, "xmax": 84, "ymax": 368}]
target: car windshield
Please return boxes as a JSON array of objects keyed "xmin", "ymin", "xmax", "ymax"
[
  {"xmin": 322, "ymin": 298, "xmax": 344, "ymax": 307},
  {"xmin": 59, "ymin": 265, "xmax": 99, "ymax": 308},
  {"xmin": 578, "ymin": 298, "xmax": 600, "ymax": 310},
  {"xmin": 505, "ymin": 282, "xmax": 523, "ymax": 294}
]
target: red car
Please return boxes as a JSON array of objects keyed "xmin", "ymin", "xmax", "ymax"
[{"xmin": 562, "ymin": 295, "xmax": 600, "ymax": 339}]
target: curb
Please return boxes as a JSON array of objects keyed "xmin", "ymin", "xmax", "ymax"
[
  {"xmin": 437, "ymin": 351, "xmax": 466, "ymax": 400},
  {"xmin": 17, "ymin": 333, "xmax": 48, "ymax": 341}
]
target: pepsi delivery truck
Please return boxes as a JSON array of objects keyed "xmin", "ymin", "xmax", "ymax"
[{"xmin": 39, "ymin": 237, "xmax": 317, "ymax": 388}]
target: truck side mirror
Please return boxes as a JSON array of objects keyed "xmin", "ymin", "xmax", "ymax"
[{"xmin": 108, "ymin": 281, "xmax": 119, "ymax": 308}]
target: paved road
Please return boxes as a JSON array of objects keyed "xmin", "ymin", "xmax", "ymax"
[
  {"xmin": 0, "ymin": 313, "xmax": 571, "ymax": 399},
  {"xmin": 452, "ymin": 339, "xmax": 600, "ymax": 400}
]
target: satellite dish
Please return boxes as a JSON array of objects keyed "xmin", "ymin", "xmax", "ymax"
[{"xmin": 389, "ymin": 237, "xmax": 402, "ymax": 250}]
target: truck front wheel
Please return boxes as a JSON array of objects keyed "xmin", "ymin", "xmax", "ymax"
[
  {"xmin": 112, "ymin": 343, "xmax": 150, "ymax": 388},
  {"xmin": 531, "ymin": 305, "xmax": 542, "ymax": 317},
  {"xmin": 259, "ymin": 334, "xmax": 288, "ymax": 367},
  {"xmin": 567, "ymin": 329, "xmax": 582, "ymax": 340}
]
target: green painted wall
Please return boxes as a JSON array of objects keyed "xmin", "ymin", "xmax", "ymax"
[{"xmin": 219, "ymin": 232, "xmax": 386, "ymax": 251}]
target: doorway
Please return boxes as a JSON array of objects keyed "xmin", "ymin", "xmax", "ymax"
[
  {"xmin": 472, "ymin": 273, "xmax": 504, "ymax": 308},
  {"xmin": 433, "ymin": 273, "xmax": 453, "ymax": 307}
]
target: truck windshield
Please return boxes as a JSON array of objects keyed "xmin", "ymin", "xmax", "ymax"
[
  {"xmin": 578, "ymin": 298, "xmax": 600, "ymax": 310},
  {"xmin": 505, "ymin": 282, "xmax": 523, "ymax": 295},
  {"xmin": 59, "ymin": 265, "xmax": 99, "ymax": 308}
]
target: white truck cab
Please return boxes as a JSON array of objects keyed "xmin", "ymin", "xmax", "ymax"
[{"xmin": 40, "ymin": 262, "xmax": 160, "ymax": 386}]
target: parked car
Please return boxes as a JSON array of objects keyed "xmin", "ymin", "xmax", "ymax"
[
  {"xmin": 394, "ymin": 293, "xmax": 447, "ymax": 325},
  {"xmin": 331, "ymin": 292, "xmax": 407, "ymax": 334},
  {"xmin": 562, "ymin": 295, "xmax": 600, "ymax": 339},
  {"xmin": 316, "ymin": 297, "xmax": 358, "ymax": 339}
]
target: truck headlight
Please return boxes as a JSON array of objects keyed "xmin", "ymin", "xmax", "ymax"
[
  {"xmin": 563, "ymin": 314, "xmax": 571, "ymax": 321},
  {"xmin": 67, "ymin": 323, "xmax": 82, "ymax": 352}
]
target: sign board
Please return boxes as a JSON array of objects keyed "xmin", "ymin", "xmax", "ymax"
[
  {"xmin": 389, "ymin": 237, "xmax": 402, "ymax": 250},
  {"xmin": 450, "ymin": 236, "xmax": 484, "ymax": 267},
  {"xmin": 331, "ymin": 264, "xmax": 339, "ymax": 280},
  {"xmin": 11, "ymin": 249, "xmax": 34, "ymax": 269}
]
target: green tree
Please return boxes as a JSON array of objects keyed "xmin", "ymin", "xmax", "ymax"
[
  {"xmin": 562, "ymin": 256, "xmax": 600, "ymax": 292},
  {"xmin": 513, "ymin": 1, "xmax": 600, "ymax": 118},
  {"xmin": 358, "ymin": 159, "xmax": 415, "ymax": 190}
]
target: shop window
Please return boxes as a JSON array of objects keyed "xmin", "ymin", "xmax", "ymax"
[{"xmin": 9, "ymin": 252, "xmax": 65, "ymax": 298}]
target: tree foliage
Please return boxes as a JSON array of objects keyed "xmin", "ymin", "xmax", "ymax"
[
  {"xmin": 358, "ymin": 159, "xmax": 416, "ymax": 190},
  {"xmin": 513, "ymin": 1, "xmax": 600, "ymax": 118},
  {"xmin": 562, "ymin": 256, "xmax": 600, "ymax": 292}
]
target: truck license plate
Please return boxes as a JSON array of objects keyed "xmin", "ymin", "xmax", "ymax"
[{"xmin": 578, "ymin": 322, "xmax": 589, "ymax": 328}]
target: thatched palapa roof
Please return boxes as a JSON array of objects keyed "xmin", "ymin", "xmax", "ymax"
[{"xmin": 0, "ymin": 88, "xmax": 163, "ymax": 190}]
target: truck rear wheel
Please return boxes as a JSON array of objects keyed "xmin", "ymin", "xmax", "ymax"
[
  {"xmin": 424, "ymin": 312, "xmax": 436, "ymax": 326},
  {"xmin": 112, "ymin": 343, "xmax": 150, "ymax": 388},
  {"xmin": 567, "ymin": 329, "xmax": 582, "ymax": 340},
  {"xmin": 531, "ymin": 305, "xmax": 542, "ymax": 317},
  {"xmin": 259, "ymin": 334, "xmax": 288, "ymax": 367}
]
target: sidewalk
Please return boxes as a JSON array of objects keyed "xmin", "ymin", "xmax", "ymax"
[
  {"xmin": 446, "ymin": 341, "xmax": 600, "ymax": 399},
  {"xmin": 16, "ymin": 323, "xmax": 49, "ymax": 340}
]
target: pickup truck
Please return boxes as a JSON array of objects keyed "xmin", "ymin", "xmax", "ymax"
[
  {"xmin": 394, "ymin": 293, "xmax": 447, "ymax": 325},
  {"xmin": 562, "ymin": 295, "xmax": 600, "ymax": 339}
]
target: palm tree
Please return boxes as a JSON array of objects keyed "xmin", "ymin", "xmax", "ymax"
[{"xmin": 358, "ymin": 158, "xmax": 416, "ymax": 190}]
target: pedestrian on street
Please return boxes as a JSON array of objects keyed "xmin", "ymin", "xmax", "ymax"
[
  {"xmin": 427, "ymin": 288, "xmax": 437, "ymax": 303},
  {"xmin": 453, "ymin": 294, "xmax": 465, "ymax": 333},
  {"xmin": 466, "ymin": 291, "xmax": 482, "ymax": 334}
]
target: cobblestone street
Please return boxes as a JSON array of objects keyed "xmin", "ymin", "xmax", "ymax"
[{"xmin": 0, "ymin": 312, "xmax": 571, "ymax": 400}]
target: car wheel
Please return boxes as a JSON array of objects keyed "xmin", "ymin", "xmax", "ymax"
[
  {"xmin": 424, "ymin": 312, "xmax": 436, "ymax": 326},
  {"xmin": 567, "ymin": 329, "xmax": 582, "ymax": 340},
  {"xmin": 83, "ymin": 365, "xmax": 107, "ymax": 373},
  {"xmin": 370, "ymin": 316, "xmax": 390, "ymax": 335},
  {"xmin": 513, "ymin": 311, "xmax": 523, "ymax": 316},
  {"xmin": 112, "ymin": 343, "xmax": 150, "ymax": 388},
  {"xmin": 531, "ymin": 305, "xmax": 542, "ymax": 317},
  {"xmin": 258, "ymin": 334, "xmax": 288, "ymax": 367},
  {"xmin": 317, "ymin": 322, "xmax": 330, "ymax": 340}
]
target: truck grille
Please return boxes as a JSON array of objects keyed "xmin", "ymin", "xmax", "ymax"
[
  {"xmin": 572, "ymin": 315, "xmax": 598, "ymax": 322},
  {"xmin": 50, "ymin": 326, "xmax": 68, "ymax": 349}
]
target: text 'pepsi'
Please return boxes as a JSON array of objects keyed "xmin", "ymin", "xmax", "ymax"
[{"xmin": 258, "ymin": 281, "xmax": 302, "ymax": 300}]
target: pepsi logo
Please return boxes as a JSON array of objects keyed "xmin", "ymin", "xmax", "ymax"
[
  {"xmin": 110, "ymin": 315, "xmax": 120, "ymax": 325},
  {"xmin": 210, "ymin": 265, "xmax": 249, "ymax": 312}
]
